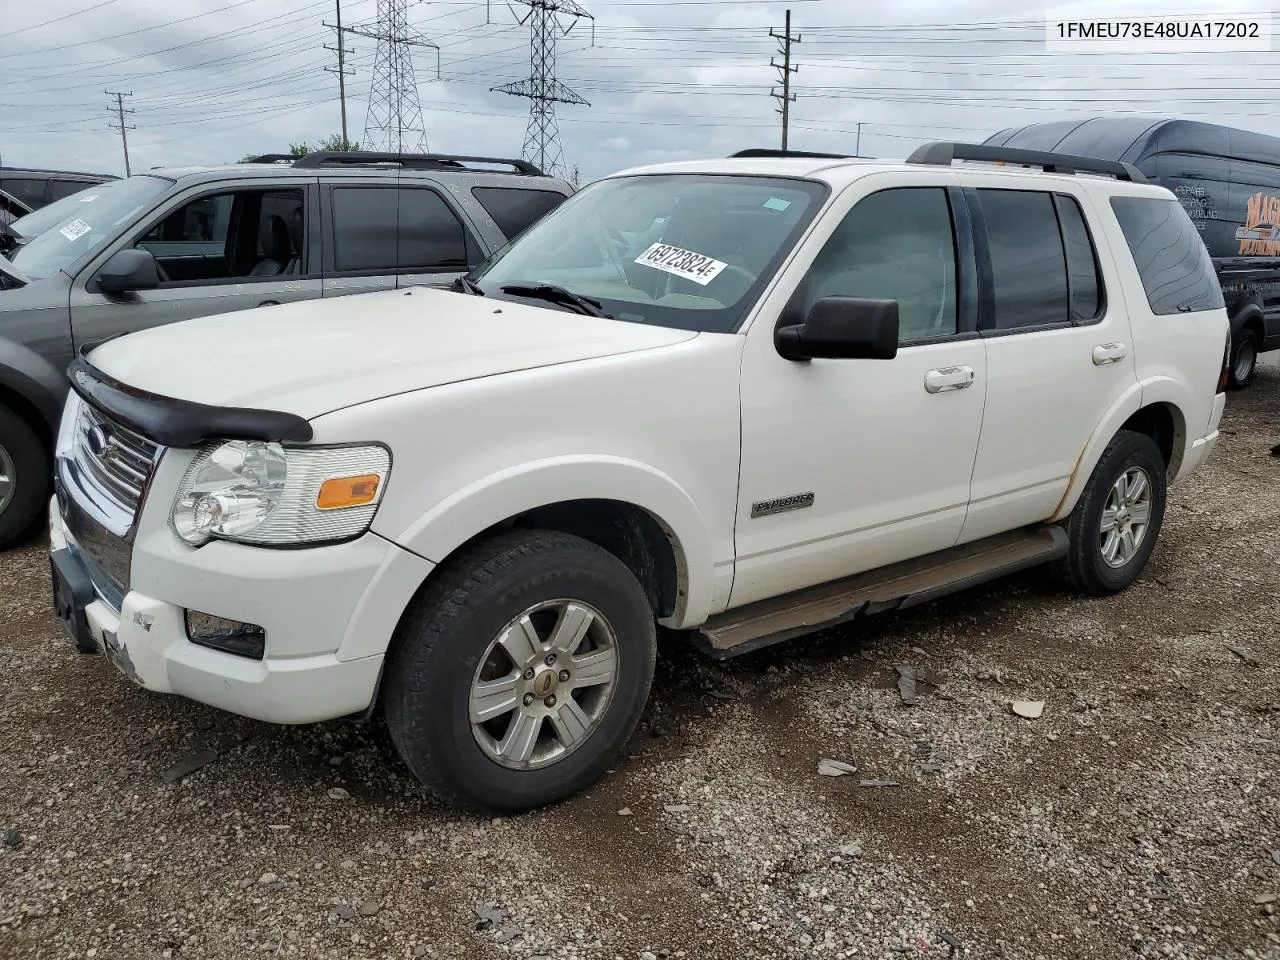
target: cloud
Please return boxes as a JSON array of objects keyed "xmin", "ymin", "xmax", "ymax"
[{"xmin": 2, "ymin": 0, "xmax": 1277, "ymax": 181}]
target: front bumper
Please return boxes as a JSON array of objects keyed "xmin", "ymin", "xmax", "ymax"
[{"xmin": 49, "ymin": 497, "xmax": 431, "ymax": 725}]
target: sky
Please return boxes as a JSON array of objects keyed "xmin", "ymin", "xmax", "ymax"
[{"xmin": 2, "ymin": 0, "xmax": 1278, "ymax": 182}]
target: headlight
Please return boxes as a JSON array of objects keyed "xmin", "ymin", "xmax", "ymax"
[{"xmin": 170, "ymin": 440, "xmax": 390, "ymax": 547}]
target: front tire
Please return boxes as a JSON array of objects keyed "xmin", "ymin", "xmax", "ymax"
[
  {"xmin": 1229, "ymin": 327, "xmax": 1259, "ymax": 390},
  {"xmin": 0, "ymin": 406, "xmax": 48, "ymax": 551},
  {"xmin": 1057, "ymin": 430, "xmax": 1167, "ymax": 596},
  {"xmin": 382, "ymin": 530, "xmax": 656, "ymax": 814}
]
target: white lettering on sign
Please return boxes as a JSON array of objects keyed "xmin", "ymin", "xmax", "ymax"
[
  {"xmin": 59, "ymin": 218, "xmax": 91, "ymax": 242},
  {"xmin": 634, "ymin": 242, "xmax": 728, "ymax": 286}
]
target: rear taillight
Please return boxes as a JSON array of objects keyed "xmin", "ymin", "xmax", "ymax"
[{"xmin": 1218, "ymin": 333, "xmax": 1230, "ymax": 393}]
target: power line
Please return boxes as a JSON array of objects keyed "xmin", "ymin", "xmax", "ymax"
[
  {"xmin": 9, "ymin": 0, "xmax": 263, "ymax": 58},
  {"xmin": 105, "ymin": 89, "xmax": 134, "ymax": 176},
  {"xmin": 7, "ymin": 0, "xmax": 125, "ymax": 38},
  {"xmin": 770, "ymin": 8, "xmax": 800, "ymax": 150},
  {"xmin": 491, "ymin": 0, "xmax": 594, "ymax": 178}
]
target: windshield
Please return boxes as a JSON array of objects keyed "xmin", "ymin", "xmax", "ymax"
[
  {"xmin": 470, "ymin": 174, "xmax": 827, "ymax": 332},
  {"xmin": 10, "ymin": 182, "xmax": 107, "ymax": 240},
  {"xmin": 12, "ymin": 176, "xmax": 171, "ymax": 280}
]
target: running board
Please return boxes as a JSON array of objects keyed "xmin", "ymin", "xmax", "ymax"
[{"xmin": 694, "ymin": 526, "xmax": 1068, "ymax": 659}]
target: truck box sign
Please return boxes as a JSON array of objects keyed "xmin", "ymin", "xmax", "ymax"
[{"xmin": 1237, "ymin": 192, "xmax": 1280, "ymax": 256}]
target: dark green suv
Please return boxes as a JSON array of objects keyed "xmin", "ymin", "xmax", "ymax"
[{"xmin": 0, "ymin": 151, "xmax": 574, "ymax": 547}]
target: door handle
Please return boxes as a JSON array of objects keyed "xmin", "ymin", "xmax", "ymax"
[
  {"xmin": 924, "ymin": 365, "xmax": 976, "ymax": 394},
  {"xmin": 1092, "ymin": 342, "xmax": 1127, "ymax": 365}
]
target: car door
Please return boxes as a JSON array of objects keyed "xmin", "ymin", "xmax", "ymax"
[
  {"xmin": 957, "ymin": 182, "xmax": 1134, "ymax": 543},
  {"xmin": 732, "ymin": 181, "xmax": 989, "ymax": 608},
  {"xmin": 320, "ymin": 181, "xmax": 478, "ymax": 298},
  {"xmin": 69, "ymin": 179, "xmax": 322, "ymax": 352}
]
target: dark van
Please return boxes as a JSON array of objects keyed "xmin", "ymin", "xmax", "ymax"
[{"xmin": 985, "ymin": 117, "xmax": 1280, "ymax": 388}]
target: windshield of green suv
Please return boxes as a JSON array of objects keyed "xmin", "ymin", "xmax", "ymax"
[
  {"xmin": 9, "ymin": 181, "xmax": 107, "ymax": 240},
  {"xmin": 468, "ymin": 174, "xmax": 827, "ymax": 333},
  {"xmin": 11, "ymin": 175, "xmax": 171, "ymax": 281}
]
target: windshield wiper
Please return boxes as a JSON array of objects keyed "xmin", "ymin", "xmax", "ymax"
[
  {"xmin": 451, "ymin": 275, "xmax": 485, "ymax": 296},
  {"xmin": 500, "ymin": 282, "xmax": 612, "ymax": 319}
]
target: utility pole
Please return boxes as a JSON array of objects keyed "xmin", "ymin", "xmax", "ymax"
[
  {"xmin": 324, "ymin": 0, "xmax": 357, "ymax": 146},
  {"xmin": 770, "ymin": 9, "xmax": 800, "ymax": 151},
  {"xmin": 105, "ymin": 90, "xmax": 135, "ymax": 176}
]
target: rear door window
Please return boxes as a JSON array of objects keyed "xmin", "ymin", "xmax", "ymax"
[
  {"xmin": 1110, "ymin": 196, "xmax": 1225, "ymax": 315},
  {"xmin": 977, "ymin": 189, "xmax": 1069, "ymax": 330},
  {"xmin": 331, "ymin": 186, "xmax": 473, "ymax": 272},
  {"xmin": 471, "ymin": 187, "xmax": 567, "ymax": 239}
]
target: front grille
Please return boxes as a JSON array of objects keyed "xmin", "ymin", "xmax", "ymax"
[
  {"xmin": 74, "ymin": 403, "xmax": 160, "ymax": 515},
  {"xmin": 56, "ymin": 395, "xmax": 166, "ymax": 610}
]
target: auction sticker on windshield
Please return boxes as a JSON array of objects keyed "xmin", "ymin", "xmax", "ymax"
[
  {"xmin": 59, "ymin": 219, "xmax": 91, "ymax": 242},
  {"xmin": 634, "ymin": 242, "xmax": 728, "ymax": 286}
]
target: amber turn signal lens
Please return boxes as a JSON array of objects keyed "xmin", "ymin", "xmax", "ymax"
[{"xmin": 315, "ymin": 474, "xmax": 382, "ymax": 510}]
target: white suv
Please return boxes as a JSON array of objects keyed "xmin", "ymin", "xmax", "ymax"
[{"xmin": 48, "ymin": 143, "xmax": 1229, "ymax": 813}]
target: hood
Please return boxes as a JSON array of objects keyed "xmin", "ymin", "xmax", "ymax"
[{"xmin": 87, "ymin": 287, "xmax": 700, "ymax": 418}]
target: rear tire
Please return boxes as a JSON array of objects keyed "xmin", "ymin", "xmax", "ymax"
[
  {"xmin": 1229, "ymin": 327, "xmax": 1259, "ymax": 390},
  {"xmin": 382, "ymin": 529, "xmax": 656, "ymax": 814},
  {"xmin": 1057, "ymin": 429, "xmax": 1166, "ymax": 596},
  {"xmin": 0, "ymin": 406, "xmax": 48, "ymax": 551}
]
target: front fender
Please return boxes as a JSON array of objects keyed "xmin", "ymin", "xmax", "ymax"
[
  {"xmin": 0, "ymin": 336, "xmax": 69, "ymax": 432},
  {"xmin": 375, "ymin": 455, "xmax": 717, "ymax": 629}
]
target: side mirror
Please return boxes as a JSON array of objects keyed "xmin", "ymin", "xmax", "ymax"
[
  {"xmin": 775, "ymin": 296, "xmax": 899, "ymax": 361},
  {"xmin": 96, "ymin": 248, "xmax": 160, "ymax": 294}
]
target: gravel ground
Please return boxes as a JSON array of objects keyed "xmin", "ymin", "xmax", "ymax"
[{"xmin": 4, "ymin": 375, "xmax": 1280, "ymax": 960}]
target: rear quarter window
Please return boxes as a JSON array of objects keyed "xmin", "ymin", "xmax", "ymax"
[
  {"xmin": 470, "ymin": 187, "xmax": 567, "ymax": 239},
  {"xmin": 1109, "ymin": 196, "xmax": 1224, "ymax": 315}
]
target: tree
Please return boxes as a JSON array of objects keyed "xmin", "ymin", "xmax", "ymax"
[{"xmin": 239, "ymin": 134, "xmax": 360, "ymax": 163}]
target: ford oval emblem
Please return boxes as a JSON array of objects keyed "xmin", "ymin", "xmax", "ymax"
[{"xmin": 85, "ymin": 424, "xmax": 109, "ymax": 457}]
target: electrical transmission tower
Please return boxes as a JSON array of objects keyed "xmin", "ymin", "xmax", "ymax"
[
  {"xmin": 770, "ymin": 9, "xmax": 800, "ymax": 150},
  {"xmin": 344, "ymin": 0, "xmax": 440, "ymax": 153},
  {"xmin": 105, "ymin": 90, "xmax": 135, "ymax": 176},
  {"xmin": 491, "ymin": 0, "xmax": 594, "ymax": 178}
]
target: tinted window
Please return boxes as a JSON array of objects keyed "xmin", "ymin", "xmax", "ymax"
[
  {"xmin": 48, "ymin": 180, "xmax": 91, "ymax": 203},
  {"xmin": 807, "ymin": 188, "xmax": 957, "ymax": 342},
  {"xmin": 0, "ymin": 178, "xmax": 45, "ymax": 209},
  {"xmin": 332, "ymin": 187, "xmax": 468, "ymax": 272},
  {"xmin": 471, "ymin": 187, "xmax": 566, "ymax": 239},
  {"xmin": 1110, "ymin": 196, "xmax": 1225, "ymax": 315},
  {"xmin": 1056, "ymin": 195, "xmax": 1102, "ymax": 323},
  {"xmin": 399, "ymin": 188, "xmax": 468, "ymax": 269},
  {"xmin": 979, "ymin": 189, "xmax": 1069, "ymax": 330}
]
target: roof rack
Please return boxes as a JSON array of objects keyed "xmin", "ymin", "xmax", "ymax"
[
  {"xmin": 292, "ymin": 151, "xmax": 546, "ymax": 176},
  {"xmin": 246, "ymin": 153, "xmax": 298, "ymax": 164},
  {"xmin": 906, "ymin": 141, "xmax": 1147, "ymax": 184},
  {"xmin": 732, "ymin": 148, "xmax": 856, "ymax": 160}
]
